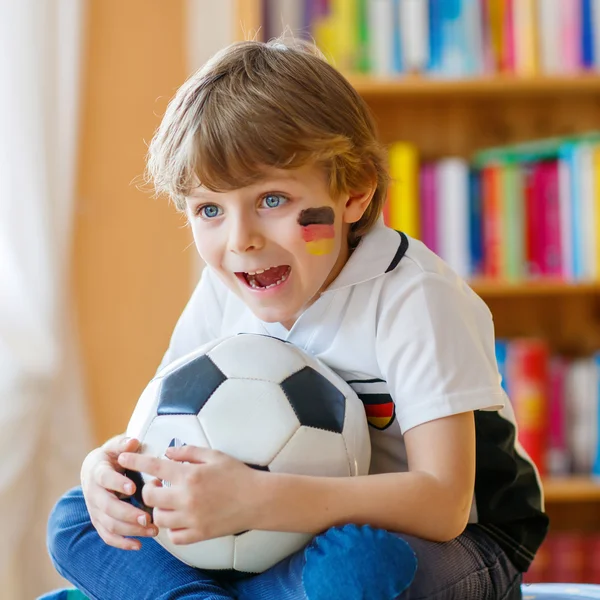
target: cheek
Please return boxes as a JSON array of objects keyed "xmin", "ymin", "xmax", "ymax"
[
  {"xmin": 299, "ymin": 224, "xmax": 336, "ymax": 256},
  {"xmin": 190, "ymin": 225, "xmax": 219, "ymax": 265}
]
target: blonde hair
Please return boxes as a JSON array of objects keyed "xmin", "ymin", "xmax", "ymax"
[{"xmin": 146, "ymin": 37, "xmax": 389, "ymax": 246}]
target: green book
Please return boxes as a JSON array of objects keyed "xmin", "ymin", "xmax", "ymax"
[{"xmin": 472, "ymin": 131, "xmax": 600, "ymax": 168}]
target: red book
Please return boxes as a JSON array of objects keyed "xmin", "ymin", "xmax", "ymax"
[
  {"xmin": 482, "ymin": 165, "xmax": 502, "ymax": 278},
  {"xmin": 525, "ymin": 162, "xmax": 543, "ymax": 277},
  {"xmin": 507, "ymin": 339, "xmax": 549, "ymax": 474},
  {"xmin": 541, "ymin": 160, "xmax": 562, "ymax": 277}
]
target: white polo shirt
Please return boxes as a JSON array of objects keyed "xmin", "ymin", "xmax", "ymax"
[{"xmin": 159, "ymin": 219, "xmax": 548, "ymax": 571}]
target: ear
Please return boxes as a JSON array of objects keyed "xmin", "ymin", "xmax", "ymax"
[{"xmin": 342, "ymin": 180, "xmax": 377, "ymax": 224}]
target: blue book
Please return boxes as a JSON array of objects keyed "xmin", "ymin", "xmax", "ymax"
[
  {"xmin": 468, "ymin": 168, "xmax": 483, "ymax": 276},
  {"xmin": 495, "ymin": 340, "xmax": 509, "ymax": 395},
  {"xmin": 392, "ymin": 0, "xmax": 404, "ymax": 73},
  {"xmin": 427, "ymin": 0, "xmax": 443, "ymax": 73},
  {"xmin": 582, "ymin": 0, "xmax": 595, "ymax": 69},
  {"xmin": 559, "ymin": 142, "xmax": 583, "ymax": 280}
]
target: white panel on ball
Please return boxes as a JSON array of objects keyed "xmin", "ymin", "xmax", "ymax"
[
  {"xmin": 140, "ymin": 415, "xmax": 210, "ymax": 481},
  {"xmin": 126, "ymin": 379, "xmax": 162, "ymax": 441},
  {"xmin": 157, "ymin": 529, "xmax": 235, "ymax": 570},
  {"xmin": 208, "ymin": 335, "xmax": 306, "ymax": 383},
  {"xmin": 233, "ymin": 530, "xmax": 312, "ymax": 573},
  {"xmin": 269, "ymin": 426, "xmax": 352, "ymax": 477},
  {"xmin": 198, "ymin": 378, "xmax": 300, "ymax": 465}
]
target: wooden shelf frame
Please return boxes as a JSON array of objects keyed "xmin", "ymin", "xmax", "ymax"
[
  {"xmin": 543, "ymin": 477, "xmax": 600, "ymax": 503},
  {"xmin": 347, "ymin": 73, "xmax": 600, "ymax": 99}
]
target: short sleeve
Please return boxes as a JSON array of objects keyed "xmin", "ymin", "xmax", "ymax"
[
  {"xmin": 156, "ymin": 267, "xmax": 223, "ymax": 372},
  {"xmin": 375, "ymin": 272, "xmax": 506, "ymax": 434}
]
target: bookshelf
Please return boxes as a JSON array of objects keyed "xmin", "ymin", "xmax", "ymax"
[
  {"xmin": 347, "ymin": 73, "xmax": 600, "ymax": 98},
  {"xmin": 234, "ymin": 2, "xmax": 600, "ymax": 526}
]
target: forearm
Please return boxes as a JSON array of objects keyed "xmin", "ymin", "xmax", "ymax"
[{"xmin": 253, "ymin": 470, "xmax": 471, "ymax": 542}]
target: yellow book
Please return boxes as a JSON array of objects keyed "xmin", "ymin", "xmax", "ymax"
[
  {"xmin": 332, "ymin": 0, "xmax": 358, "ymax": 72},
  {"xmin": 516, "ymin": 0, "xmax": 538, "ymax": 76},
  {"xmin": 594, "ymin": 146, "xmax": 600, "ymax": 279},
  {"xmin": 487, "ymin": 0, "xmax": 505, "ymax": 71},
  {"xmin": 313, "ymin": 12, "xmax": 337, "ymax": 66},
  {"xmin": 388, "ymin": 142, "xmax": 420, "ymax": 238}
]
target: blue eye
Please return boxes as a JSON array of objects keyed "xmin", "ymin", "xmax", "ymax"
[
  {"xmin": 261, "ymin": 194, "xmax": 288, "ymax": 209},
  {"xmin": 198, "ymin": 204, "xmax": 222, "ymax": 219}
]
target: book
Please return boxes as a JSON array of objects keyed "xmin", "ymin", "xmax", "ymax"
[
  {"xmin": 388, "ymin": 141, "xmax": 420, "ymax": 238},
  {"xmin": 399, "ymin": 0, "xmax": 429, "ymax": 72},
  {"xmin": 437, "ymin": 158, "xmax": 470, "ymax": 277},
  {"xmin": 368, "ymin": 0, "xmax": 395, "ymax": 75},
  {"xmin": 507, "ymin": 338, "xmax": 549, "ymax": 474}
]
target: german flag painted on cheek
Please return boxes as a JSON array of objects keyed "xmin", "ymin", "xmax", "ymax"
[{"xmin": 298, "ymin": 207, "xmax": 335, "ymax": 255}]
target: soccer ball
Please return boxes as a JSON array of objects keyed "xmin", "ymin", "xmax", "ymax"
[{"xmin": 126, "ymin": 333, "xmax": 371, "ymax": 573}]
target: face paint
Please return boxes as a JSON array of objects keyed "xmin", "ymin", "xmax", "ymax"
[{"xmin": 298, "ymin": 207, "xmax": 335, "ymax": 255}]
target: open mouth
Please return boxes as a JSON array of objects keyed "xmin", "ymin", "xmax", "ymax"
[{"xmin": 236, "ymin": 265, "xmax": 291, "ymax": 290}]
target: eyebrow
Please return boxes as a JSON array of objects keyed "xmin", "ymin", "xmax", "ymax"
[{"xmin": 189, "ymin": 177, "xmax": 305, "ymax": 200}]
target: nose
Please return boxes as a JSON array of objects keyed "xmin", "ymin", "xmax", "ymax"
[{"xmin": 228, "ymin": 215, "xmax": 264, "ymax": 254}]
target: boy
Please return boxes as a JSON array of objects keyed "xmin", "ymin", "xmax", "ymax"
[{"xmin": 47, "ymin": 38, "xmax": 548, "ymax": 600}]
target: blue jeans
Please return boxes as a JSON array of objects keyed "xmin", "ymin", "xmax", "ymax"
[{"xmin": 47, "ymin": 487, "xmax": 523, "ymax": 600}]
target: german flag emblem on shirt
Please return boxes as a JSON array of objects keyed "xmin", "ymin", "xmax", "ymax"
[{"xmin": 361, "ymin": 395, "xmax": 396, "ymax": 430}]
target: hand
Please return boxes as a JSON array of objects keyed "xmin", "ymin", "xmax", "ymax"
[
  {"xmin": 81, "ymin": 434, "xmax": 159, "ymax": 550},
  {"xmin": 118, "ymin": 446, "xmax": 264, "ymax": 545}
]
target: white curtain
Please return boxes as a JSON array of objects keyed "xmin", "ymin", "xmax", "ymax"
[{"xmin": 0, "ymin": 1, "xmax": 92, "ymax": 598}]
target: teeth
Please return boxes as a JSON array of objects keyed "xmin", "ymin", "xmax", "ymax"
[{"xmin": 246, "ymin": 271, "xmax": 288, "ymax": 290}]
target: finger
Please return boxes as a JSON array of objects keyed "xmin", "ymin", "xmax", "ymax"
[
  {"xmin": 153, "ymin": 509, "xmax": 190, "ymax": 531},
  {"xmin": 164, "ymin": 444, "xmax": 216, "ymax": 463},
  {"xmin": 142, "ymin": 479, "xmax": 179, "ymax": 510},
  {"xmin": 104, "ymin": 435, "xmax": 140, "ymax": 458},
  {"xmin": 97, "ymin": 512, "xmax": 159, "ymax": 539},
  {"xmin": 94, "ymin": 523, "xmax": 143, "ymax": 551},
  {"xmin": 96, "ymin": 464, "xmax": 139, "ymax": 496},
  {"xmin": 118, "ymin": 453, "xmax": 182, "ymax": 482},
  {"xmin": 100, "ymin": 492, "xmax": 153, "ymax": 525},
  {"xmin": 168, "ymin": 527, "xmax": 206, "ymax": 545}
]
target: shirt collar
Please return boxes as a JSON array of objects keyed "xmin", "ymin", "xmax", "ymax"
[{"xmin": 325, "ymin": 219, "xmax": 409, "ymax": 293}]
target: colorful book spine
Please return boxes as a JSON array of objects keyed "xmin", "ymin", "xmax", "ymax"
[
  {"xmin": 437, "ymin": 158, "xmax": 470, "ymax": 277},
  {"xmin": 524, "ymin": 163, "xmax": 543, "ymax": 277},
  {"xmin": 482, "ymin": 164, "xmax": 503, "ymax": 278},
  {"xmin": 507, "ymin": 339, "xmax": 549, "ymax": 475},
  {"xmin": 547, "ymin": 357, "xmax": 570, "ymax": 476},
  {"xmin": 419, "ymin": 162, "xmax": 437, "ymax": 253},
  {"xmin": 542, "ymin": 160, "xmax": 562, "ymax": 277},
  {"xmin": 368, "ymin": 0, "xmax": 395, "ymax": 75},
  {"xmin": 400, "ymin": 0, "xmax": 429, "ymax": 72},
  {"xmin": 502, "ymin": 162, "xmax": 525, "ymax": 281},
  {"xmin": 388, "ymin": 141, "xmax": 420, "ymax": 238},
  {"xmin": 468, "ymin": 168, "xmax": 484, "ymax": 276}
]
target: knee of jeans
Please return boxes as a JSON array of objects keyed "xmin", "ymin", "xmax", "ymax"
[{"xmin": 46, "ymin": 486, "xmax": 88, "ymax": 572}]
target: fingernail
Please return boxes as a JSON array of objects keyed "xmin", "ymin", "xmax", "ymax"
[
  {"xmin": 149, "ymin": 527, "xmax": 158, "ymax": 536},
  {"xmin": 123, "ymin": 483, "xmax": 134, "ymax": 494},
  {"xmin": 138, "ymin": 515, "xmax": 148, "ymax": 527}
]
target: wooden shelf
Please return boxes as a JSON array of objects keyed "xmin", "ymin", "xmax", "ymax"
[
  {"xmin": 469, "ymin": 280, "xmax": 600, "ymax": 298},
  {"xmin": 544, "ymin": 477, "xmax": 600, "ymax": 503},
  {"xmin": 346, "ymin": 73, "xmax": 600, "ymax": 99}
]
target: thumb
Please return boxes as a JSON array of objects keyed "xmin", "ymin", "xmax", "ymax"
[{"xmin": 164, "ymin": 444, "xmax": 215, "ymax": 463}]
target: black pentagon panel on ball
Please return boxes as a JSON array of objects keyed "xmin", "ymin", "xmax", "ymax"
[
  {"xmin": 280, "ymin": 366, "xmax": 345, "ymax": 433},
  {"xmin": 157, "ymin": 354, "xmax": 227, "ymax": 415}
]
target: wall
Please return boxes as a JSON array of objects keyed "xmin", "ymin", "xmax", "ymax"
[{"xmin": 74, "ymin": 0, "xmax": 194, "ymax": 443}]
